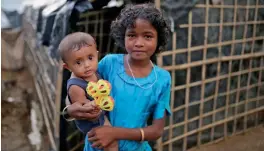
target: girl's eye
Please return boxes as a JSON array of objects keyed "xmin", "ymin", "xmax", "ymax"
[
  {"xmin": 88, "ymin": 56, "xmax": 93, "ymax": 60},
  {"xmin": 145, "ymin": 35, "xmax": 152, "ymax": 39},
  {"xmin": 127, "ymin": 34, "xmax": 135, "ymax": 38}
]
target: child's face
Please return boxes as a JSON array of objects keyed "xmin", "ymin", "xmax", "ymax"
[
  {"xmin": 125, "ymin": 18, "xmax": 158, "ymax": 61},
  {"xmin": 63, "ymin": 44, "xmax": 98, "ymax": 80}
]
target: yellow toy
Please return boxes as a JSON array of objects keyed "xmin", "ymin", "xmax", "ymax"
[{"xmin": 86, "ymin": 80, "xmax": 114, "ymax": 111}]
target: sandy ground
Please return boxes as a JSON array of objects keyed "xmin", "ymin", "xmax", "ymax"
[
  {"xmin": 2, "ymin": 69, "xmax": 32, "ymax": 151},
  {"xmin": 189, "ymin": 126, "xmax": 264, "ymax": 151},
  {"xmin": 1, "ymin": 68, "xmax": 48, "ymax": 151}
]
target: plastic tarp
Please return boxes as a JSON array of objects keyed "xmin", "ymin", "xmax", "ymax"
[
  {"xmin": 48, "ymin": 0, "xmax": 112, "ymax": 59},
  {"xmin": 1, "ymin": 10, "xmax": 22, "ymax": 29},
  {"xmin": 40, "ymin": 0, "xmax": 67, "ymax": 46},
  {"xmin": 1, "ymin": 10, "xmax": 11, "ymax": 29}
]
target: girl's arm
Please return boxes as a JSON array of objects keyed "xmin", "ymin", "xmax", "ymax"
[
  {"xmin": 112, "ymin": 115, "xmax": 165, "ymax": 141},
  {"xmin": 88, "ymin": 113, "xmax": 166, "ymax": 148}
]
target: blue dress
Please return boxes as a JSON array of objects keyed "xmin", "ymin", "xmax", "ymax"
[{"xmin": 84, "ymin": 54, "xmax": 171, "ymax": 151}]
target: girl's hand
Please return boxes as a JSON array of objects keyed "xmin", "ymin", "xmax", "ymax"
[
  {"xmin": 67, "ymin": 101, "xmax": 101, "ymax": 120},
  {"xmin": 88, "ymin": 126, "xmax": 116, "ymax": 149}
]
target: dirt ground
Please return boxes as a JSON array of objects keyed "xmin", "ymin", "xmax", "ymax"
[
  {"xmin": 1, "ymin": 68, "xmax": 48, "ymax": 151},
  {"xmin": 189, "ymin": 126, "xmax": 264, "ymax": 151}
]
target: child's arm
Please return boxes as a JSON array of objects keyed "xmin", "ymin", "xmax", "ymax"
[
  {"xmin": 66, "ymin": 101, "xmax": 102, "ymax": 120},
  {"xmin": 68, "ymin": 85, "xmax": 91, "ymax": 104},
  {"xmin": 68, "ymin": 85, "xmax": 101, "ymax": 120}
]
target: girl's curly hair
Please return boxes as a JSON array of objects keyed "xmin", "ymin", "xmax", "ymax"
[{"xmin": 110, "ymin": 3, "xmax": 171, "ymax": 54}]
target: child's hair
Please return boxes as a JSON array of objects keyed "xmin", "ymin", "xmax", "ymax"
[
  {"xmin": 58, "ymin": 32, "xmax": 96, "ymax": 62},
  {"xmin": 110, "ymin": 3, "xmax": 171, "ymax": 55}
]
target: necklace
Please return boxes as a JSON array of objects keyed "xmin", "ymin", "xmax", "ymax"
[{"xmin": 126, "ymin": 56, "xmax": 158, "ymax": 89}]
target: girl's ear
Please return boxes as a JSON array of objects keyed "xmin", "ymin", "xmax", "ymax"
[{"xmin": 63, "ymin": 63, "xmax": 71, "ymax": 72}]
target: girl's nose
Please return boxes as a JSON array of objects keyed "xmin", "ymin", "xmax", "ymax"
[{"xmin": 135, "ymin": 37, "xmax": 144, "ymax": 48}]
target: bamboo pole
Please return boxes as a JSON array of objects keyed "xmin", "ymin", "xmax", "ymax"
[
  {"xmin": 244, "ymin": 0, "xmax": 259, "ymax": 133},
  {"xmin": 211, "ymin": 0, "xmax": 224, "ymax": 141},
  {"xmin": 234, "ymin": 0, "xmax": 251, "ymax": 134},
  {"xmin": 224, "ymin": 0, "xmax": 238, "ymax": 139},
  {"xmin": 197, "ymin": 0, "xmax": 209, "ymax": 147},
  {"xmin": 183, "ymin": 11, "xmax": 193, "ymax": 151},
  {"xmin": 54, "ymin": 60, "xmax": 63, "ymax": 150},
  {"xmin": 168, "ymin": 32, "xmax": 177, "ymax": 151}
]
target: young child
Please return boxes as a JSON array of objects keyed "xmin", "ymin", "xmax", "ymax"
[
  {"xmin": 58, "ymin": 32, "xmax": 117, "ymax": 151},
  {"xmin": 75, "ymin": 3, "xmax": 172, "ymax": 151}
]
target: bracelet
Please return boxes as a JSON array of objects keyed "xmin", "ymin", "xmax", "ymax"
[
  {"xmin": 139, "ymin": 128, "xmax": 145, "ymax": 142},
  {"xmin": 62, "ymin": 105, "xmax": 75, "ymax": 121}
]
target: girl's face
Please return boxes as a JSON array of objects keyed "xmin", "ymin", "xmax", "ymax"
[{"xmin": 125, "ymin": 18, "xmax": 158, "ymax": 61}]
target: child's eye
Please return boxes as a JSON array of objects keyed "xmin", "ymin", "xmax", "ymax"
[
  {"xmin": 88, "ymin": 56, "xmax": 93, "ymax": 60},
  {"xmin": 76, "ymin": 60, "xmax": 81, "ymax": 65}
]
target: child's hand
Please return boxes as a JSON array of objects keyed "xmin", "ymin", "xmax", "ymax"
[
  {"xmin": 82, "ymin": 101, "xmax": 96, "ymax": 108},
  {"xmin": 67, "ymin": 101, "xmax": 101, "ymax": 120},
  {"xmin": 82, "ymin": 101, "xmax": 102, "ymax": 121},
  {"xmin": 92, "ymin": 105, "xmax": 101, "ymax": 114},
  {"xmin": 83, "ymin": 101, "xmax": 101, "ymax": 113}
]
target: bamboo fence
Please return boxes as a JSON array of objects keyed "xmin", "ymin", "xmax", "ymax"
[
  {"xmin": 155, "ymin": 0, "xmax": 264, "ymax": 150},
  {"xmin": 22, "ymin": 14, "xmax": 62, "ymax": 151}
]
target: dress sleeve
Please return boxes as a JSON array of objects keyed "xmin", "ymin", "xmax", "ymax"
[
  {"xmin": 98, "ymin": 54, "xmax": 113, "ymax": 80},
  {"xmin": 153, "ymin": 72, "xmax": 172, "ymax": 120}
]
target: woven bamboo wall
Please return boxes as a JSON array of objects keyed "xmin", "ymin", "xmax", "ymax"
[
  {"xmin": 156, "ymin": 0, "xmax": 264, "ymax": 150},
  {"xmin": 22, "ymin": 15, "xmax": 62, "ymax": 151}
]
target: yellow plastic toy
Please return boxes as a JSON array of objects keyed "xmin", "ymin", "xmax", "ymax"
[{"xmin": 86, "ymin": 79, "xmax": 114, "ymax": 111}]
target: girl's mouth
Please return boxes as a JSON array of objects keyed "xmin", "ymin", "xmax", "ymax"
[{"xmin": 132, "ymin": 51, "xmax": 146, "ymax": 54}]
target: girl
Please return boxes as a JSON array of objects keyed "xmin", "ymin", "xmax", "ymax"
[{"xmin": 65, "ymin": 3, "xmax": 171, "ymax": 151}]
